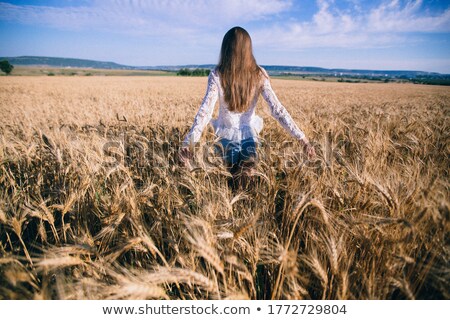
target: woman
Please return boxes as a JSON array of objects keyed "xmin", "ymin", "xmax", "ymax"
[{"xmin": 179, "ymin": 26, "xmax": 315, "ymax": 175}]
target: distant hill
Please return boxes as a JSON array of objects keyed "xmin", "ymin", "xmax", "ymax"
[
  {"xmin": 178, "ymin": 64, "xmax": 440, "ymax": 78},
  {"xmin": 141, "ymin": 63, "xmax": 442, "ymax": 77},
  {"xmin": 0, "ymin": 56, "xmax": 446, "ymax": 78},
  {"xmin": 261, "ymin": 65, "xmax": 442, "ymax": 77},
  {"xmin": 0, "ymin": 56, "xmax": 132, "ymax": 69}
]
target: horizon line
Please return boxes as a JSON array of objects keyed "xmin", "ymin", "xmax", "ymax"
[{"xmin": 1, "ymin": 55, "xmax": 447, "ymax": 75}]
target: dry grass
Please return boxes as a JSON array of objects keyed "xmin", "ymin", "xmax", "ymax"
[{"xmin": 0, "ymin": 76, "xmax": 449, "ymax": 300}]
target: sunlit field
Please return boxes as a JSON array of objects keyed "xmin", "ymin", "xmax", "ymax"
[{"xmin": 0, "ymin": 76, "xmax": 448, "ymax": 299}]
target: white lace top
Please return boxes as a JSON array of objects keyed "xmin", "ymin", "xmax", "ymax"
[{"xmin": 183, "ymin": 67, "xmax": 305, "ymax": 146}]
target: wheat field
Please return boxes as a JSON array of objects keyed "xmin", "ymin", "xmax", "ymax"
[{"xmin": 0, "ymin": 76, "xmax": 448, "ymax": 299}]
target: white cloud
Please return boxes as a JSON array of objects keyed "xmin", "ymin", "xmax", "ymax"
[
  {"xmin": 0, "ymin": 0, "xmax": 291, "ymax": 36},
  {"xmin": 1, "ymin": 0, "xmax": 447, "ymax": 47},
  {"xmin": 0, "ymin": 0, "xmax": 449, "ymax": 70},
  {"xmin": 252, "ymin": 0, "xmax": 450, "ymax": 50}
]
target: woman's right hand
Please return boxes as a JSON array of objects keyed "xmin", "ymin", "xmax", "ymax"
[
  {"xmin": 179, "ymin": 146, "xmax": 193, "ymax": 167},
  {"xmin": 300, "ymin": 138, "xmax": 316, "ymax": 160},
  {"xmin": 304, "ymin": 143, "xmax": 316, "ymax": 159}
]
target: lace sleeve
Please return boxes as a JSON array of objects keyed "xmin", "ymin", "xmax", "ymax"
[
  {"xmin": 261, "ymin": 74, "xmax": 305, "ymax": 141},
  {"xmin": 183, "ymin": 71, "xmax": 219, "ymax": 147}
]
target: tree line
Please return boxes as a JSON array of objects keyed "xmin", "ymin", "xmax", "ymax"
[{"xmin": 177, "ymin": 68, "xmax": 210, "ymax": 76}]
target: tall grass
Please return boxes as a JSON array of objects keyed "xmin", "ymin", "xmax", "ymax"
[{"xmin": 0, "ymin": 76, "xmax": 448, "ymax": 299}]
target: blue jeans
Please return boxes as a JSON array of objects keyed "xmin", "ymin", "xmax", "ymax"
[{"xmin": 218, "ymin": 137, "xmax": 258, "ymax": 168}]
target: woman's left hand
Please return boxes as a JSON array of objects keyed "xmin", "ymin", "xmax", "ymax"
[
  {"xmin": 304, "ymin": 143, "xmax": 316, "ymax": 159},
  {"xmin": 300, "ymin": 138, "xmax": 316, "ymax": 159}
]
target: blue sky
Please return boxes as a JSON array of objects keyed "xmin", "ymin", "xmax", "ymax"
[{"xmin": 0, "ymin": 0, "xmax": 449, "ymax": 72}]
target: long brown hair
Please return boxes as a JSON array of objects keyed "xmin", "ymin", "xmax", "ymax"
[{"xmin": 217, "ymin": 27, "xmax": 262, "ymax": 113}]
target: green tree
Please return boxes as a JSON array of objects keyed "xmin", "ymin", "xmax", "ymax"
[
  {"xmin": 192, "ymin": 68, "xmax": 202, "ymax": 76},
  {"xmin": 177, "ymin": 68, "xmax": 210, "ymax": 76},
  {"xmin": 0, "ymin": 60, "xmax": 14, "ymax": 75},
  {"xmin": 177, "ymin": 68, "xmax": 191, "ymax": 76}
]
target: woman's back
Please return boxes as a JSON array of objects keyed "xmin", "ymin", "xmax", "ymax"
[
  {"xmin": 210, "ymin": 68, "xmax": 263, "ymax": 142},
  {"xmin": 183, "ymin": 66, "xmax": 305, "ymax": 146}
]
